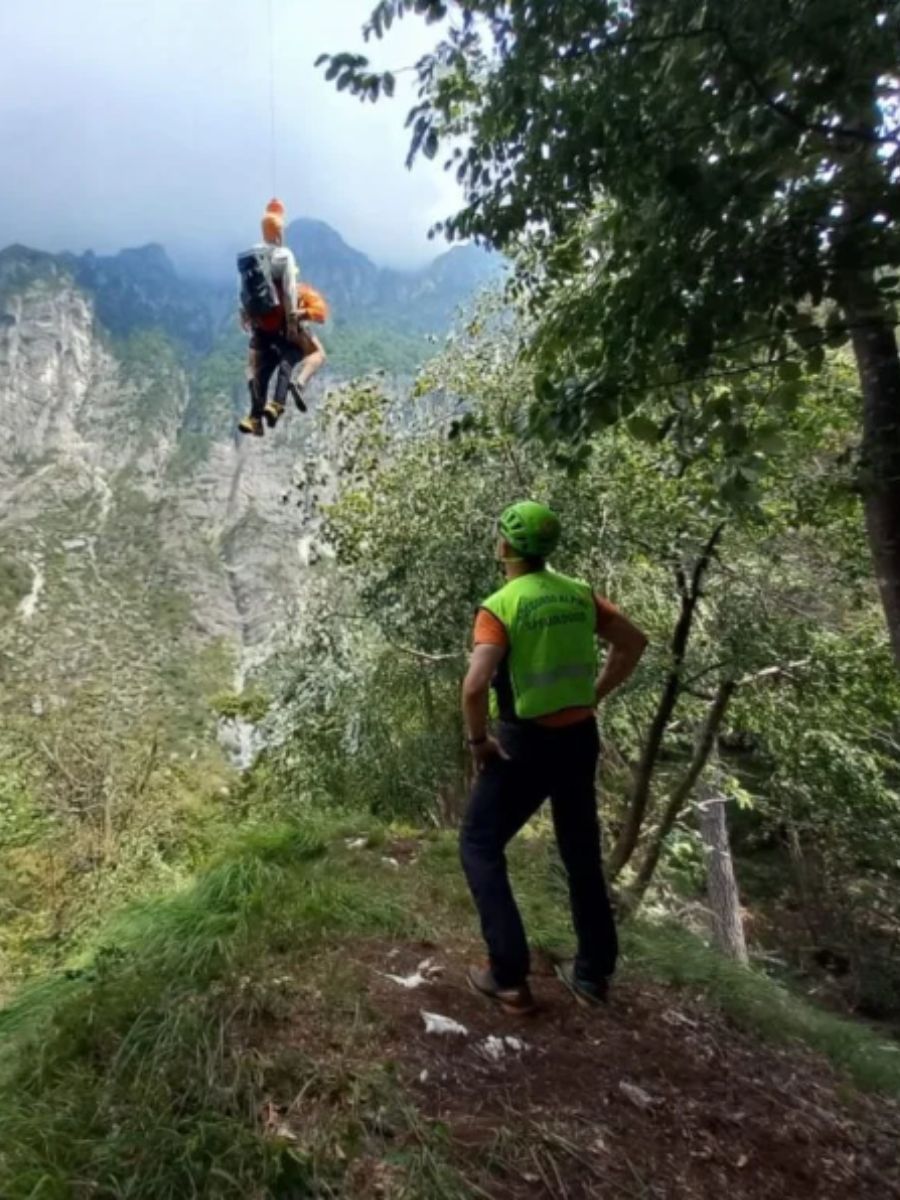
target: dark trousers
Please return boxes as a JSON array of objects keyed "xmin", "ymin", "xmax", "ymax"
[
  {"xmin": 248, "ymin": 330, "xmax": 303, "ymax": 418},
  {"xmin": 460, "ymin": 718, "xmax": 618, "ymax": 988}
]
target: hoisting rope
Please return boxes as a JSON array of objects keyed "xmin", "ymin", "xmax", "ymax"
[{"xmin": 266, "ymin": 0, "xmax": 278, "ymax": 194}]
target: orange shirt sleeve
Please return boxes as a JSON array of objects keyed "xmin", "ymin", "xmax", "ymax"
[
  {"xmin": 473, "ymin": 608, "xmax": 509, "ymax": 648},
  {"xmin": 594, "ymin": 594, "xmax": 621, "ymax": 639}
]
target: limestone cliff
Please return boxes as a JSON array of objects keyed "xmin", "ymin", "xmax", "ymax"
[
  {"xmin": 0, "ymin": 254, "xmax": 326, "ymax": 738},
  {"xmin": 0, "ymin": 227, "xmax": 493, "ymax": 747}
]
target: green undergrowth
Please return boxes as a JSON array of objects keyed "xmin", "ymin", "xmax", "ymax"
[
  {"xmin": 1, "ymin": 814, "xmax": 897, "ymax": 1198},
  {"xmin": 624, "ymin": 922, "xmax": 900, "ymax": 1095}
]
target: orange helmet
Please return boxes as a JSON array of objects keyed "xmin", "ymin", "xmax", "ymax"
[
  {"xmin": 265, "ymin": 197, "xmax": 286, "ymax": 216},
  {"xmin": 261, "ymin": 211, "xmax": 284, "ymax": 244}
]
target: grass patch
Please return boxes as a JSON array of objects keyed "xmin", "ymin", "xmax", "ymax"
[
  {"xmin": 1, "ymin": 814, "xmax": 898, "ymax": 1197},
  {"xmin": 623, "ymin": 919, "xmax": 900, "ymax": 1096},
  {"xmin": 0, "ymin": 818, "xmax": 457, "ymax": 1199}
]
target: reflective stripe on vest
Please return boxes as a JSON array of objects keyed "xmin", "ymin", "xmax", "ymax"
[
  {"xmin": 481, "ymin": 569, "xmax": 597, "ymax": 721},
  {"xmin": 519, "ymin": 662, "xmax": 595, "ymax": 690}
]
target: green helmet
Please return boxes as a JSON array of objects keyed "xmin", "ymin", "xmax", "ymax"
[{"xmin": 499, "ymin": 501, "xmax": 561, "ymax": 559}]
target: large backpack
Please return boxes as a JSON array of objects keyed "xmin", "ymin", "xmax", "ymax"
[{"xmin": 237, "ymin": 246, "xmax": 282, "ymax": 321}]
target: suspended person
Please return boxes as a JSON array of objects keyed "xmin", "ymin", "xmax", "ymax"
[
  {"xmin": 236, "ymin": 199, "xmax": 324, "ymax": 436},
  {"xmin": 460, "ymin": 502, "xmax": 648, "ymax": 1014},
  {"xmin": 263, "ymin": 281, "xmax": 329, "ymax": 430}
]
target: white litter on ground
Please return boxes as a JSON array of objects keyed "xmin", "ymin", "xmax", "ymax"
[
  {"xmin": 381, "ymin": 856, "xmax": 401, "ymax": 868},
  {"xmin": 619, "ymin": 1080, "xmax": 654, "ymax": 1110},
  {"xmin": 478, "ymin": 1035, "xmax": 529, "ymax": 1062},
  {"xmin": 345, "ymin": 837, "xmax": 368, "ymax": 850},
  {"xmin": 662, "ymin": 1008, "xmax": 699, "ymax": 1030},
  {"xmin": 421, "ymin": 1011, "xmax": 468, "ymax": 1037},
  {"xmin": 480, "ymin": 1036, "xmax": 506, "ymax": 1062},
  {"xmin": 380, "ymin": 958, "xmax": 443, "ymax": 990}
]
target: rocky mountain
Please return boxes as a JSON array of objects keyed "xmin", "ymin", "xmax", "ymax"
[
  {"xmin": 0, "ymin": 223, "xmax": 497, "ymax": 755},
  {"xmin": 287, "ymin": 219, "xmax": 502, "ymax": 332}
]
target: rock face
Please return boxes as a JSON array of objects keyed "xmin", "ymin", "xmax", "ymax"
[
  {"xmin": 0, "ymin": 252, "xmax": 325, "ymax": 733},
  {"xmin": 287, "ymin": 219, "xmax": 502, "ymax": 331}
]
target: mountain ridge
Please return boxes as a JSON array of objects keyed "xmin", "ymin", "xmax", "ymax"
[{"xmin": 0, "ymin": 219, "xmax": 502, "ymax": 350}]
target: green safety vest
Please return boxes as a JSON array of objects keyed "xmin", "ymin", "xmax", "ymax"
[{"xmin": 481, "ymin": 569, "xmax": 597, "ymax": 721}]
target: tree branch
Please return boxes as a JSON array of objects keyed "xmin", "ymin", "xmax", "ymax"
[
  {"xmin": 386, "ymin": 639, "xmax": 463, "ymax": 664},
  {"xmin": 620, "ymin": 652, "xmax": 811, "ymax": 910},
  {"xmin": 623, "ymin": 678, "xmax": 737, "ymax": 913},
  {"xmin": 608, "ymin": 522, "xmax": 725, "ymax": 879},
  {"xmin": 736, "ymin": 658, "xmax": 810, "ymax": 686},
  {"xmin": 718, "ymin": 29, "xmax": 893, "ymax": 147}
]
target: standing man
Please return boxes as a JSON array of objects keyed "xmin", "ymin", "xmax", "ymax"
[{"xmin": 461, "ymin": 501, "xmax": 648, "ymax": 1013}]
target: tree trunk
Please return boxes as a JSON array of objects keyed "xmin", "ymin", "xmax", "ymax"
[
  {"xmin": 624, "ymin": 679, "xmax": 736, "ymax": 912},
  {"xmin": 608, "ymin": 522, "xmax": 725, "ymax": 879},
  {"xmin": 843, "ymin": 286, "xmax": 900, "ymax": 665},
  {"xmin": 698, "ymin": 786, "xmax": 748, "ymax": 965}
]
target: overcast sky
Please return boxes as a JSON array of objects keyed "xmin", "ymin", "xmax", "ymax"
[{"xmin": 0, "ymin": 0, "xmax": 462, "ymax": 274}]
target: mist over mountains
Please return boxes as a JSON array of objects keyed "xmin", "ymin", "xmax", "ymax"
[{"xmin": 0, "ymin": 219, "xmax": 502, "ymax": 354}]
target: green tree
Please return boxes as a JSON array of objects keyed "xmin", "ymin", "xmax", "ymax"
[
  {"xmin": 320, "ymin": 0, "xmax": 900, "ymax": 661},
  {"xmin": 265, "ymin": 307, "xmax": 900, "ymax": 1011}
]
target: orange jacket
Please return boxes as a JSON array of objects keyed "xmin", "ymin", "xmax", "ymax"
[{"xmin": 298, "ymin": 284, "xmax": 329, "ymax": 324}]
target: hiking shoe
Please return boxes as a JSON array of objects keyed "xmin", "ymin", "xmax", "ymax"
[
  {"xmin": 466, "ymin": 964, "xmax": 537, "ymax": 1015},
  {"xmin": 289, "ymin": 382, "xmax": 307, "ymax": 413},
  {"xmin": 238, "ymin": 416, "xmax": 264, "ymax": 437},
  {"xmin": 263, "ymin": 400, "xmax": 285, "ymax": 428},
  {"xmin": 554, "ymin": 960, "xmax": 609, "ymax": 1008}
]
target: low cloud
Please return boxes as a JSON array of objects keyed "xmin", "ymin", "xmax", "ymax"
[{"xmin": 0, "ymin": 0, "xmax": 462, "ymax": 273}]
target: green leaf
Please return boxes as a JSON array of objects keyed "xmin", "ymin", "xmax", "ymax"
[
  {"xmin": 756, "ymin": 426, "xmax": 786, "ymax": 453},
  {"xmin": 806, "ymin": 344, "xmax": 825, "ymax": 374},
  {"xmin": 778, "ymin": 360, "xmax": 802, "ymax": 382},
  {"xmin": 627, "ymin": 415, "xmax": 662, "ymax": 443},
  {"xmin": 772, "ymin": 380, "xmax": 802, "ymax": 411}
]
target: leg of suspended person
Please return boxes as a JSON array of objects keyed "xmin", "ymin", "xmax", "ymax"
[
  {"xmin": 283, "ymin": 324, "xmax": 326, "ymax": 412},
  {"xmin": 261, "ymin": 333, "xmax": 288, "ymax": 410},
  {"xmin": 294, "ymin": 327, "xmax": 326, "ymax": 391},
  {"xmin": 241, "ymin": 335, "xmax": 280, "ymax": 435},
  {"xmin": 240, "ymin": 331, "xmax": 267, "ymax": 436},
  {"xmin": 266, "ymin": 339, "xmax": 303, "ymax": 426}
]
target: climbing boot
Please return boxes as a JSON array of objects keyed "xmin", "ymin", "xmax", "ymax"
[
  {"xmin": 466, "ymin": 964, "xmax": 537, "ymax": 1016},
  {"xmin": 553, "ymin": 959, "xmax": 609, "ymax": 1008},
  {"xmin": 238, "ymin": 415, "xmax": 264, "ymax": 437},
  {"xmin": 289, "ymin": 382, "xmax": 307, "ymax": 413},
  {"xmin": 264, "ymin": 400, "xmax": 285, "ymax": 428}
]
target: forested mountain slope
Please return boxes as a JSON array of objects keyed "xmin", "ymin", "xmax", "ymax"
[{"xmin": 0, "ymin": 227, "xmax": 496, "ymax": 992}]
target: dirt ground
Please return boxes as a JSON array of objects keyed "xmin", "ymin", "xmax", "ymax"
[{"xmin": 258, "ymin": 939, "xmax": 900, "ymax": 1200}]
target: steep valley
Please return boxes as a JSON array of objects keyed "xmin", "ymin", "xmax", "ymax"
[
  {"xmin": 0, "ymin": 227, "xmax": 495, "ymax": 987},
  {"xmin": 0, "ymin": 224, "xmax": 495, "ymax": 740}
]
